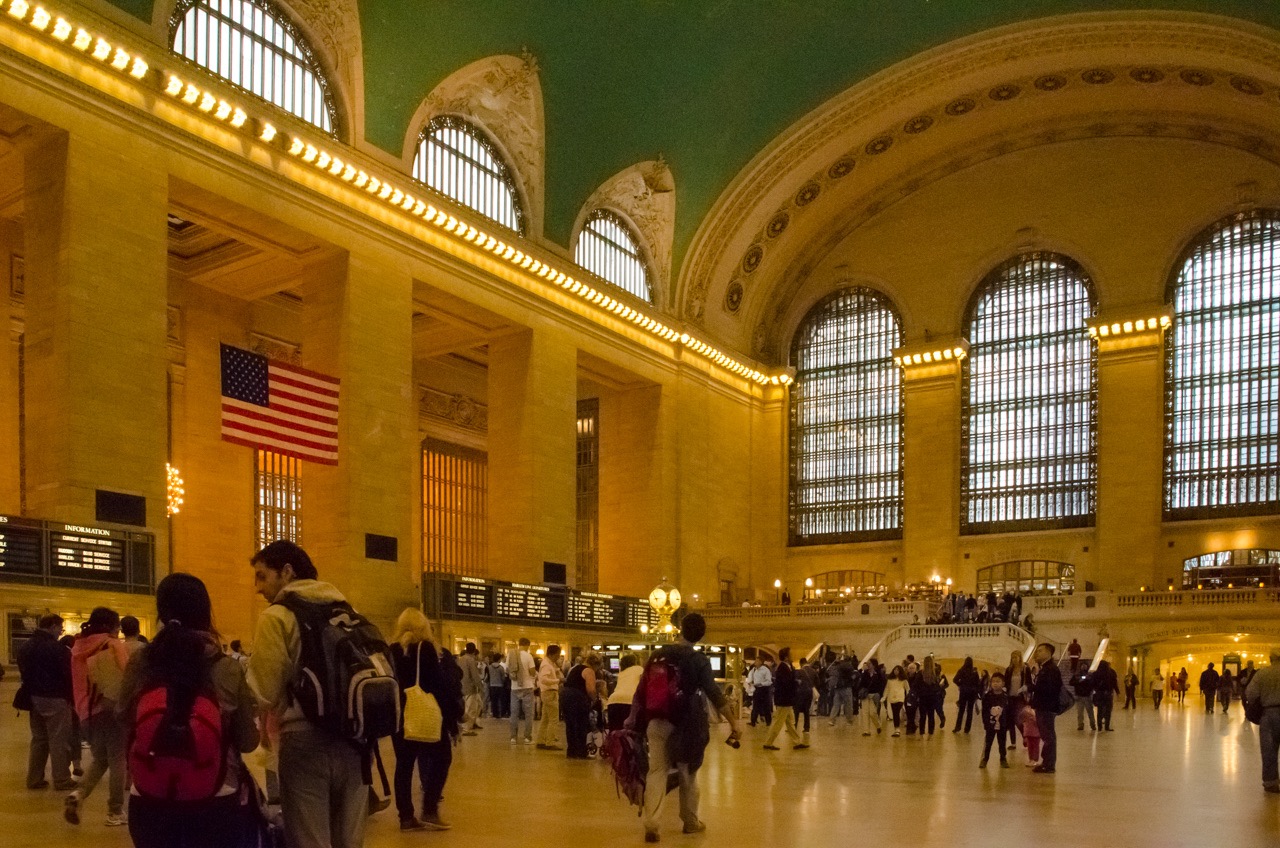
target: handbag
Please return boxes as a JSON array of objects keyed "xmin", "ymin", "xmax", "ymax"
[
  {"xmin": 402, "ymin": 643, "xmax": 443, "ymax": 743},
  {"xmin": 1245, "ymin": 696, "xmax": 1265, "ymax": 725},
  {"xmin": 12, "ymin": 683, "xmax": 32, "ymax": 712}
]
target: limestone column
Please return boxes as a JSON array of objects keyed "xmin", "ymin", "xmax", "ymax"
[
  {"xmin": 1090, "ymin": 308, "xmax": 1172, "ymax": 590},
  {"xmin": 22, "ymin": 129, "xmax": 169, "ymax": 539},
  {"xmin": 486, "ymin": 328, "xmax": 577, "ymax": 585},
  {"xmin": 300, "ymin": 253, "xmax": 417, "ymax": 629},
  {"xmin": 598, "ymin": 381, "xmax": 674, "ymax": 598},
  {"xmin": 898, "ymin": 340, "xmax": 967, "ymax": 586}
]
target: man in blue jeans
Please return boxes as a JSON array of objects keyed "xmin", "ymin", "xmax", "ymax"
[
  {"xmin": 1246, "ymin": 648, "xmax": 1280, "ymax": 793},
  {"xmin": 508, "ymin": 637, "xmax": 537, "ymax": 743}
]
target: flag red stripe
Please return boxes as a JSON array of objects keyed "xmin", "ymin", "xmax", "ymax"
[
  {"xmin": 270, "ymin": 386, "xmax": 339, "ymax": 412},
  {"xmin": 222, "ymin": 404, "xmax": 338, "ymax": 439},
  {"xmin": 269, "ymin": 371, "xmax": 340, "ymax": 399},
  {"xmin": 224, "ymin": 399, "xmax": 336, "ymax": 428},
  {"xmin": 221, "ymin": 420, "xmax": 338, "ymax": 452}
]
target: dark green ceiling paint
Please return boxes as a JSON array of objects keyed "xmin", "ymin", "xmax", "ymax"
[
  {"xmin": 359, "ymin": 1, "xmax": 1280, "ymax": 262},
  {"xmin": 98, "ymin": 0, "xmax": 1280, "ymax": 266},
  {"xmin": 102, "ymin": 0, "xmax": 153, "ymax": 23}
]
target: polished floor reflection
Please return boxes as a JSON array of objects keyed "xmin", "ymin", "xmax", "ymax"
[{"xmin": 3, "ymin": 681, "xmax": 1277, "ymax": 846}]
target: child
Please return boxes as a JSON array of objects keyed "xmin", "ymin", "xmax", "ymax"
[
  {"xmin": 979, "ymin": 672, "xmax": 1010, "ymax": 768},
  {"xmin": 1022, "ymin": 705, "xmax": 1041, "ymax": 767}
]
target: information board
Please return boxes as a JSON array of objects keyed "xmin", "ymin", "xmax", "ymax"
[
  {"xmin": 567, "ymin": 593, "xmax": 628, "ymax": 629},
  {"xmin": 454, "ymin": 579, "xmax": 492, "ymax": 615},
  {"xmin": 0, "ymin": 517, "xmax": 42, "ymax": 575},
  {"xmin": 494, "ymin": 583, "xmax": 565, "ymax": 623},
  {"xmin": 50, "ymin": 525, "xmax": 127, "ymax": 578},
  {"xmin": 0, "ymin": 514, "xmax": 153, "ymax": 593}
]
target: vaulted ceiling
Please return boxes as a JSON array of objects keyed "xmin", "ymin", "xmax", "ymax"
[{"xmin": 97, "ymin": 1, "xmax": 1280, "ymax": 262}]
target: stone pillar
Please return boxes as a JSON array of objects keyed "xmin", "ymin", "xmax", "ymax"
[
  {"xmin": 1090, "ymin": 308, "xmax": 1171, "ymax": 590},
  {"xmin": 300, "ymin": 254, "xmax": 418, "ymax": 629},
  {"xmin": 486, "ymin": 329, "xmax": 577, "ymax": 585},
  {"xmin": 598, "ymin": 381, "xmax": 673, "ymax": 598},
  {"xmin": 22, "ymin": 129, "xmax": 169, "ymax": 540},
  {"xmin": 897, "ymin": 340, "xmax": 967, "ymax": 586}
]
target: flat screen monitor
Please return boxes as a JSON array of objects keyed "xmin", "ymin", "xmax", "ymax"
[
  {"xmin": 609, "ymin": 657, "xmax": 621, "ymax": 672},
  {"xmin": 709, "ymin": 656, "xmax": 724, "ymax": 674}
]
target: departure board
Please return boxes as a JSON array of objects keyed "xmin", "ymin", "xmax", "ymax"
[
  {"xmin": 0, "ymin": 517, "xmax": 42, "ymax": 575},
  {"xmin": 428, "ymin": 573, "xmax": 645, "ymax": 633},
  {"xmin": 567, "ymin": 593, "xmax": 628, "ymax": 629},
  {"xmin": 494, "ymin": 583, "xmax": 565, "ymax": 623},
  {"xmin": 50, "ymin": 525, "xmax": 126, "ymax": 579}
]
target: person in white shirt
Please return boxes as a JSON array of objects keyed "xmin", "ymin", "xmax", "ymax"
[
  {"xmin": 535, "ymin": 645, "xmax": 565, "ymax": 749},
  {"xmin": 606, "ymin": 654, "xmax": 644, "ymax": 730},
  {"xmin": 508, "ymin": 638, "xmax": 537, "ymax": 744},
  {"xmin": 748, "ymin": 658, "xmax": 774, "ymax": 726}
]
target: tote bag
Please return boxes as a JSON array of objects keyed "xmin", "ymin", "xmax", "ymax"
[{"xmin": 402, "ymin": 643, "xmax": 443, "ymax": 743}]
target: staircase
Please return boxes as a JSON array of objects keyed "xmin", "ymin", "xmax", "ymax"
[{"xmin": 866, "ymin": 622, "xmax": 1037, "ymax": 668}]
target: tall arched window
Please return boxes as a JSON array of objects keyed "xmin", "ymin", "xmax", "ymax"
[
  {"xmin": 962, "ymin": 253, "xmax": 1097, "ymax": 532},
  {"xmin": 413, "ymin": 116, "xmax": 524, "ymax": 234},
  {"xmin": 789, "ymin": 288, "xmax": 903, "ymax": 544},
  {"xmin": 1166, "ymin": 210, "xmax": 1280, "ymax": 518},
  {"xmin": 172, "ymin": 0, "xmax": 337, "ymax": 134},
  {"xmin": 575, "ymin": 210, "xmax": 652, "ymax": 303}
]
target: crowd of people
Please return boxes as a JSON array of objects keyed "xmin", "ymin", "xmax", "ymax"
[{"xmin": 12, "ymin": 549, "xmax": 1280, "ymax": 846}]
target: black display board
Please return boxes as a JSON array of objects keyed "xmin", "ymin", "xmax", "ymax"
[
  {"xmin": 0, "ymin": 515, "xmax": 154, "ymax": 593},
  {"xmin": 427, "ymin": 573, "xmax": 656, "ymax": 634}
]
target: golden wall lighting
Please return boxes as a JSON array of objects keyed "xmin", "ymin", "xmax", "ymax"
[
  {"xmin": 166, "ymin": 463, "xmax": 185, "ymax": 517},
  {"xmin": 894, "ymin": 346, "xmax": 967, "ymax": 368},
  {"xmin": 1088, "ymin": 314, "xmax": 1172, "ymax": 339},
  {"xmin": 0, "ymin": 0, "xmax": 791, "ymax": 389}
]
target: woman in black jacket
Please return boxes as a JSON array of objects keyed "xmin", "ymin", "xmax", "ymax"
[
  {"xmin": 389, "ymin": 609, "xmax": 462, "ymax": 832},
  {"xmin": 953, "ymin": 657, "xmax": 981, "ymax": 733}
]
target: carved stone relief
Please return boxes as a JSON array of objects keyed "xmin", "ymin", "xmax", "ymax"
[
  {"xmin": 577, "ymin": 159, "xmax": 676, "ymax": 309},
  {"xmin": 249, "ymin": 332, "xmax": 301, "ymax": 365},
  {"xmin": 420, "ymin": 386, "xmax": 488, "ymax": 433},
  {"xmin": 417, "ymin": 53, "xmax": 546, "ymax": 233}
]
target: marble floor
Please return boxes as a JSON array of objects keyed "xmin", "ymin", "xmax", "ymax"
[{"xmin": 2, "ymin": 681, "xmax": 1276, "ymax": 847}]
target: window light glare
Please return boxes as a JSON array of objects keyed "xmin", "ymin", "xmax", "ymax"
[
  {"xmin": 259, "ymin": 123, "xmax": 277, "ymax": 142},
  {"xmin": 7, "ymin": 0, "xmax": 30, "ymax": 20},
  {"xmin": 72, "ymin": 28, "xmax": 92, "ymax": 50},
  {"xmin": 129, "ymin": 57, "xmax": 149, "ymax": 79},
  {"xmin": 51, "ymin": 17, "xmax": 70, "ymax": 39},
  {"xmin": 29, "ymin": 6, "xmax": 50, "ymax": 29},
  {"xmin": 92, "ymin": 38, "xmax": 111, "ymax": 61}
]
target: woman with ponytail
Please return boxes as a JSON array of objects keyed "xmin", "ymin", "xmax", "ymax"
[{"xmin": 117, "ymin": 573, "xmax": 259, "ymax": 847}]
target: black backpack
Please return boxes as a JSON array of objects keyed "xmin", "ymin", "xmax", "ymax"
[{"xmin": 276, "ymin": 595, "xmax": 401, "ymax": 744}]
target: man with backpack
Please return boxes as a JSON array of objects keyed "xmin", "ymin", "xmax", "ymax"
[
  {"xmin": 629, "ymin": 613, "xmax": 742, "ymax": 843},
  {"xmin": 248, "ymin": 540, "xmax": 399, "ymax": 848},
  {"xmin": 1067, "ymin": 656, "xmax": 1096, "ymax": 731}
]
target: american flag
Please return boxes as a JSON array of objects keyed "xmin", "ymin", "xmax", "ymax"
[{"xmin": 220, "ymin": 344, "xmax": 340, "ymax": 465}]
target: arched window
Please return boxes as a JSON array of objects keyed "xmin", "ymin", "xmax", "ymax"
[
  {"xmin": 789, "ymin": 288, "xmax": 903, "ymax": 544},
  {"xmin": 962, "ymin": 253, "xmax": 1097, "ymax": 532},
  {"xmin": 574, "ymin": 209, "xmax": 651, "ymax": 302},
  {"xmin": 1166, "ymin": 210, "xmax": 1280, "ymax": 518},
  {"xmin": 976, "ymin": 560, "xmax": 1076, "ymax": 596},
  {"xmin": 413, "ymin": 116, "xmax": 524, "ymax": 234},
  {"xmin": 172, "ymin": 0, "xmax": 337, "ymax": 134}
]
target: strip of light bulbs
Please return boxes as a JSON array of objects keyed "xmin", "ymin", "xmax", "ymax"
[
  {"xmin": 0, "ymin": 0, "xmax": 790, "ymax": 388},
  {"xmin": 893, "ymin": 346, "xmax": 967, "ymax": 367},
  {"xmin": 1088, "ymin": 315, "xmax": 1172, "ymax": 338}
]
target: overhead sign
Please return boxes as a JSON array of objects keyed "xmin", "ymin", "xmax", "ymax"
[
  {"xmin": 427, "ymin": 573, "xmax": 657, "ymax": 633},
  {"xmin": 0, "ymin": 515, "xmax": 154, "ymax": 593}
]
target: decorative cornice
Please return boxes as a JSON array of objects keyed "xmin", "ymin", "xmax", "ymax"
[{"xmin": 420, "ymin": 386, "xmax": 488, "ymax": 433}]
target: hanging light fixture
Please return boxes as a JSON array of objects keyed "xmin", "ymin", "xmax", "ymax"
[{"xmin": 166, "ymin": 464, "xmax": 185, "ymax": 516}]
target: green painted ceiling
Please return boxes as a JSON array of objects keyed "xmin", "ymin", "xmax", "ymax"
[{"xmin": 104, "ymin": 0, "xmax": 1280, "ymax": 267}]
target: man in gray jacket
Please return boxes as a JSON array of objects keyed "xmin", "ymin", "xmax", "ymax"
[
  {"xmin": 248, "ymin": 540, "xmax": 367, "ymax": 848},
  {"xmin": 1246, "ymin": 648, "xmax": 1280, "ymax": 793},
  {"xmin": 458, "ymin": 642, "xmax": 485, "ymax": 735}
]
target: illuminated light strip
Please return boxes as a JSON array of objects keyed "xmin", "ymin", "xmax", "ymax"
[
  {"xmin": 894, "ymin": 346, "xmax": 968, "ymax": 367},
  {"xmin": 0, "ymin": 0, "xmax": 786, "ymax": 387},
  {"xmin": 1087, "ymin": 314, "xmax": 1172, "ymax": 338}
]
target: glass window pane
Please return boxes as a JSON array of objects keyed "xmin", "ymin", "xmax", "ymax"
[
  {"xmin": 963, "ymin": 253, "xmax": 1097, "ymax": 531},
  {"xmin": 574, "ymin": 209, "xmax": 652, "ymax": 303},
  {"xmin": 1165, "ymin": 211, "xmax": 1280, "ymax": 517},
  {"xmin": 171, "ymin": 0, "xmax": 337, "ymax": 134},
  {"xmin": 788, "ymin": 288, "xmax": 904, "ymax": 543},
  {"xmin": 412, "ymin": 116, "xmax": 524, "ymax": 235}
]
